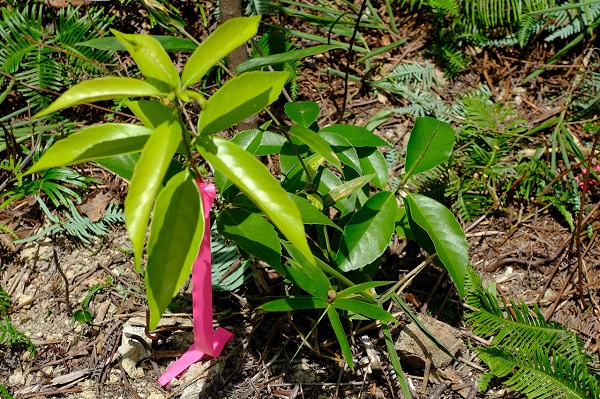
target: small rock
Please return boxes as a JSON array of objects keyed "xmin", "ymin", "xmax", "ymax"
[
  {"xmin": 178, "ymin": 359, "xmax": 224, "ymax": 399},
  {"xmin": 147, "ymin": 393, "xmax": 166, "ymax": 399},
  {"xmin": 117, "ymin": 318, "xmax": 152, "ymax": 378},
  {"xmin": 8, "ymin": 370, "xmax": 24, "ymax": 385},
  {"xmin": 395, "ymin": 315, "xmax": 464, "ymax": 369},
  {"xmin": 288, "ymin": 359, "xmax": 316, "ymax": 383}
]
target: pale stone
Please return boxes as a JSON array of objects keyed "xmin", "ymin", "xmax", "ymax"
[{"xmin": 394, "ymin": 315, "xmax": 464, "ymax": 369}]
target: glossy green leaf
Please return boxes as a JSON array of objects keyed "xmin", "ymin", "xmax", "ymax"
[
  {"xmin": 217, "ymin": 208, "xmax": 281, "ymax": 267},
  {"xmin": 327, "ymin": 306, "xmax": 354, "ymax": 370},
  {"xmin": 395, "ymin": 206, "xmax": 414, "ymax": 240},
  {"xmin": 146, "ymin": 170, "xmax": 204, "ymax": 330},
  {"xmin": 125, "ymin": 100, "xmax": 174, "ymax": 129},
  {"xmin": 182, "ymin": 16, "xmax": 260, "ymax": 88},
  {"xmin": 96, "ymin": 154, "xmax": 139, "ymax": 181},
  {"xmin": 319, "ymin": 124, "xmax": 389, "ymax": 147},
  {"xmin": 260, "ymin": 297, "xmax": 329, "ymax": 312},
  {"xmin": 283, "ymin": 263, "xmax": 329, "ymax": 298},
  {"xmin": 319, "ymin": 131, "xmax": 361, "ymax": 173},
  {"xmin": 323, "ymin": 174, "xmax": 374, "ymax": 207},
  {"xmin": 198, "ymin": 71, "xmax": 289, "ymax": 135},
  {"xmin": 112, "ymin": 30, "xmax": 180, "ymax": 92},
  {"xmin": 288, "ymin": 125, "xmax": 342, "ymax": 172},
  {"xmin": 78, "ymin": 35, "xmax": 197, "ymax": 52},
  {"xmin": 288, "ymin": 193, "xmax": 343, "ymax": 231},
  {"xmin": 73, "ymin": 310, "xmax": 92, "ymax": 324},
  {"xmin": 335, "ymin": 191, "xmax": 397, "ymax": 271},
  {"xmin": 357, "ymin": 147, "xmax": 388, "ymax": 189},
  {"xmin": 284, "ymin": 101, "xmax": 320, "ymax": 128},
  {"xmin": 405, "ymin": 117, "xmax": 454, "ymax": 177},
  {"xmin": 404, "ymin": 193, "xmax": 467, "ymax": 296},
  {"xmin": 256, "ymin": 131, "xmax": 287, "ymax": 155},
  {"xmin": 126, "ymin": 118, "xmax": 182, "ymax": 270},
  {"xmin": 214, "ymin": 127, "xmax": 264, "ymax": 195},
  {"xmin": 33, "ymin": 78, "xmax": 165, "ymax": 118},
  {"xmin": 382, "ymin": 322, "xmax": 412, "ymax": 399},
  {"xmin": 336, "ymin": 281, "xmax": 394, "ymax": 299},
  {"xmin": 332, "ymin": 298, "xmax": 396, "ymax": 322},
  {"xmin": 282, "ymin": 241, "xmax": 330, "ymax": 291},
  {"xmin": 26, "ymin": 124, "xmax": 152, "ymax": 175},
  {"xmin": 196, "ymin": 135, "xmax": 313, "ymax": 264},
  {"xmin": 237, "ymin": 44, "xmax": 342, "ymax": 74}
]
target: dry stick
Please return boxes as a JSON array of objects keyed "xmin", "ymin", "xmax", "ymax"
[
  {"xmin": 484, "ymin": 233, "xmax": 571, "ymax": 272},
  {"xmin": 53, "ymin": 246, "xmax": 72, "ymax": 315},
  {"xmin": 545, "ymin": 259, "xmax": 581, "ymax": 320},
  {"xmin": 535, "ymin": 249, "xmax": 569, "ymax": 304},
  {"xmin": 338, "ymin": 0, "xmax": 369, "ymax": 123},
  {"xmin": 117, "ymin": 359, "xmax": 145, "ymax": 399},
  {"xmin": 0, "ymin": 71, "xmax": 137, "ymax": 120},
  {"xmin": 20, "ymin": 388, "xmax": 83, "ymax": 398},
  {"xmin": 574, "ymin": 129, "xmax": 600, "ymax": 308},
  {"xmin": 124, "ymin": 332, "xmax": 162, "ymax": 379}
]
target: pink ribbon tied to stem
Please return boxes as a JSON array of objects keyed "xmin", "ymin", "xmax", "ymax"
[{"xmin": 158, "ymin": 182, "xmax": 234, "ymax": 386}]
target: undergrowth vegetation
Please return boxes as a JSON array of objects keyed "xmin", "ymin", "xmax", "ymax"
[{"xmin": 0, "ymin": 1, "xmax": 598, "ymax": 398}]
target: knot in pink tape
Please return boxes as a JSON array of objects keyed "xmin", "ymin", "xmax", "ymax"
[{"xmin": 158, "ymin": 182, "xmax": 234, "ymax": 386}]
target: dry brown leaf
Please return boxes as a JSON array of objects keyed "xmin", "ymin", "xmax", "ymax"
[{"xmin": 79, "ymin": 192, "xmax": 112, "ymax": 222}]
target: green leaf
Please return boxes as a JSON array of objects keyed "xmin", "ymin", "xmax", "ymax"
[
  {"xmin": 323, "ymin": 174, "xmax": 375, "ymax": 207},
  {"xmin": 214, "ymin": 127, "xmax": 264, "ymax": 195},
  {"xmin": 335, "ymin": 191, "xmax": 397, "ymax": 271},
  {"xmin": 288, "ymin": 193, "xmax": 343, "ymax": 231},
  {"xmin": 327, "ymin": 306, "xmax": 354, "ymax": 370},
  {"xmin": 237, "ymin": 44, "xmax": 342, "ymax": 74},
  {"xmin": 319, "ymin": 131, "xmax": 361, "ymax": 173},
  {"xmin": 404, "ymin": 193, "xmax": 467, "ymax": 296},
  {"xmin": 395, "ymin": 206, "xmax": 414, "ymax": 240},
  {"xmin": 73, "ymin": 310, "xmax": 92, "ymax": 324},
  {"xmin": 357, "ymin": 147, "xmax": 388, "ymax": 190},
  {"xmin": 125, "ymin": 100, "xmax": 174, "ymax": 129},
  {"xmin": 405, "ymin": 117, "xmax": 454, "ymax": 177},
  {"xmin": 282, "ymin": 241, "xmax": 330, "ymax": 291},
  {"xmin": 256, "ymin": 131, "xmax": 287, "ymax": 155},
  {"xmin": 78, "ymin": 35, "xmax": 197, "ymax": 52},
  {"xmin": 196, "ymin": 135, "xmax": 313, "ymax": 264},
  {"xmin": 96, "ymin": 154, "xmax": 139, "ymax": 181},
  {"xmin": 33, "ymin": 78, "xmax": 165, "ymax": 118},
  {"xmin": 26, "ymin": 124, "xmax": 152, "ymax": 175},
  {"xmin": 217, "ymin": 208, "xmax": 281, "ymax": 266},
  {"xmin": 146, "ymin": 170, "xmax": 204, "ymax": 330},
  {"xmin": 288, "ymin": 125, "xmax": 342, "ymax": 172},
  {"xmin": 332, "ymin": 298, "xmax": 396, "ymax": 322},
  {"xmin": 336, "ymin": 281, "xmax": 394, "ymax": 299},
  {"xmin": 112, "ymin": 30, "xmax": 180, "ymax": 92},
  {"xmin": 181, "ymin": 16, "xmax": 261, "ymax": 88},
  {"xmin": 126, "ymin": 118, "xmax": 182, "ymax": 270},
  {"xmin": 382, "ymin": 322, "xmax": 412, "ymax": 398},
  {"xmin": 319, "ymin": 124, "xmax": 389, "ymax": 147},
  {"xmin": 284, "ymin": 101, "xmax": 320, "ymax": 128},
  {"xmin": 283, "ymin": 263, "xmax": 329, "ymax": 298},
  {"xmin": 198, "ymin": 71, "xmax": 289, "ymax": 135},
  {"xmin": 260, "ymin": 297, "xmax": 329, "ymax": 312}
]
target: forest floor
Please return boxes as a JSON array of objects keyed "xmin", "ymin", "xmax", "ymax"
[{"xmin": 1, "ymin": 1, "xmax": 599, "ymax": 398}]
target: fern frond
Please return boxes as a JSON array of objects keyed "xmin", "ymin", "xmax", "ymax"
[
  {"xmin": 383, "ymin": 61, "xmax": 439, "ymax": 90},
  {"xmin": 211, "ymin": 223, "xmax": 254, "ymax": 291},
  {"xmin": 477, "ymin": 346, "xmax": 600, "ymax": 399},
  {"xmin": 545, "ymin": 4, "xmax": 600, "ymax": 41},
  {"xmin": 0, "ymin": 5, "xmax": 43, "ymax": 74},
  {"xmin": 246, "ymin": 0, "xmax": 274, "ymax": 15},
  {"xmin": 0, "ymin": 384, "xmax": 14, "ymax": 399},
  {"xmin": 0, "ymin": 224, "xmax": 17, "ymax": 240}
]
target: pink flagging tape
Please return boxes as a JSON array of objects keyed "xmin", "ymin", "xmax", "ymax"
[{"xmin": 158, "ymin": 182, "xmax": 234, "ymax": 387}]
